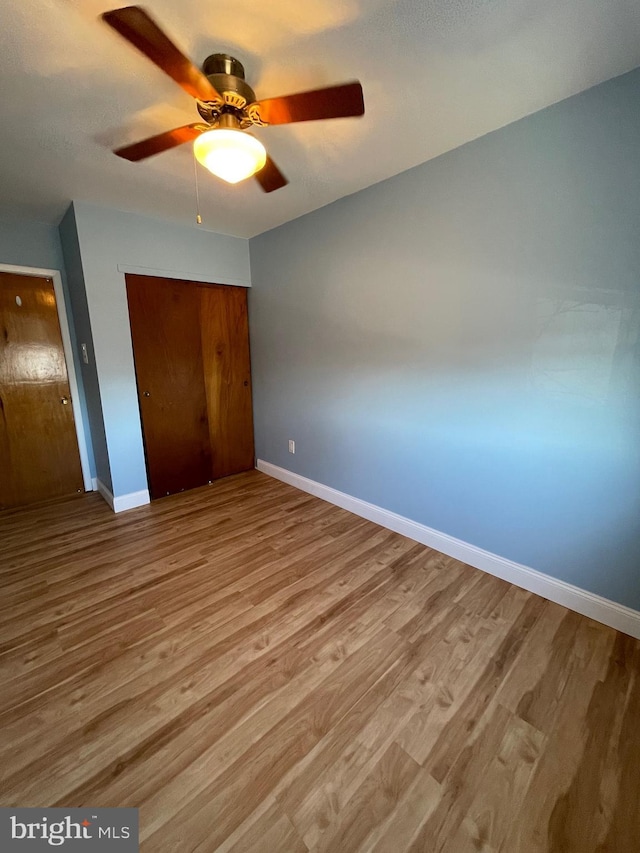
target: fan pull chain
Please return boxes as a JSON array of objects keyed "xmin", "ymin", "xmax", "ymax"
[{"xmin": 193, "ymin": 150, "xmax": 203, "ymax": 225}]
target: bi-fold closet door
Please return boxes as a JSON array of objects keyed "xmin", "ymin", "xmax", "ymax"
[{"xmin": 125, "ymin": 274, "xmax": 254, "ymax": 500}]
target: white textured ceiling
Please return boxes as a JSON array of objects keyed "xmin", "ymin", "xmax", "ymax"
[{"xmin": 1, "ymin": 0, "xmax": 640, "ymax": 238}]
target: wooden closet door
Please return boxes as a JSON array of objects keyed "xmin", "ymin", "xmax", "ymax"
[
  {"xmin": 126, "ymin": 275, "xmax": 213, "ymax": 499},
  {"xmin": 200, "ymin": 284, "xmax": 254, "ymax": 478},
  {"xmin": 0, "ymin": 271, "xmax": 84, "ymax": 508}
]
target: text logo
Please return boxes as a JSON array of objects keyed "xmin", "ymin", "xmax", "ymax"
[{"xmin": 0, "ymin": 809, "xmax": 138, "ymax": 851}]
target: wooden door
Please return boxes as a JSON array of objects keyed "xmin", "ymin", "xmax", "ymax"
[
  {"xmin": 200, "ymin": 285, "xmax": 254, "ymax": 478},
  {"xmin": 126, "ymin": 275, "xmax": 213, "ymax": 500},
  {"xmin": 0, "ymin": 271, "xmax": 84, "ymax": 509}
]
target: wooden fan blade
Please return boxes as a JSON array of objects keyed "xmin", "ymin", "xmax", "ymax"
[
  {"xmin": 250, "ymin": 81, "xmax": 364, "ymax": 126},
  {"xmin": 102, "ymin": 6, "xmax": 221, "ymax": 102},
  {"xmin": 114, "ymin": 123, "xmax": 204, "ymax": 161},
  {"xmin": 254, "ymin": 156, "xmax": 288, "ymax": 193}
]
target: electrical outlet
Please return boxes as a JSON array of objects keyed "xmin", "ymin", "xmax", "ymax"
[{"xmin": 288, "ymin": 439, "xmax": 295, "ymax": 454}]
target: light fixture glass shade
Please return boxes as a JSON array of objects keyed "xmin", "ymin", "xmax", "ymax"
[{"xmin": 193, "ymin": 129, "xmax": 266, "ymax": 184}]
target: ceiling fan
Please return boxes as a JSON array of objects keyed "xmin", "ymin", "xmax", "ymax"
[{"xmin": 102, "ymin": 6, "xmax": 365, "ymax": 192}]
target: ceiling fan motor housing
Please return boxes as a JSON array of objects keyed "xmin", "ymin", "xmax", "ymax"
[{"xmin": 197, "ymin": 53, "xmax": 257, "ymax": 123}]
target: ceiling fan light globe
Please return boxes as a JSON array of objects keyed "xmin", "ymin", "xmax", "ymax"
[{"xmin": 194, "ymin": 129, "xmax": 266, "ymax": 184}]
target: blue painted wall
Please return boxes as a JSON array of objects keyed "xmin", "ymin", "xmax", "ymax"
[
  {"xmin": 0, "ymin": 217, "xmax": 65, "ymax": 272},
  {"xmin": 0, "ymin": 215, "xmax": 96, "ymax": 480},
  {"xmin": 249, "ymin": 68, "xmax": 640, "ymax": 610},
  {"xmin": 70, "ymin": 201, "xmax": 251, "ymax": 499},
  {"xmin": 59, "ymin": 206, "xmax": 104, "ymax": 486}
]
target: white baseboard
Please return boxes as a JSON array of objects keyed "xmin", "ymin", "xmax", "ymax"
[
  {"xmin": 96, "ymin": 479, "xmax": 114, "ymax": 510},
  {"xmin": 91, "ymin": 477, "xmax": 99, "ymax": 492},
  {"xmin": 96, "ymin": 479, "xmax": 150, "ymax": 514},
  {"xmin": 256, "ymin": 460, "xmax": 640, "ymax": 640},
  {"xmin": 113, "ymin": 489, "xmax": 150, "ymax": 513}
]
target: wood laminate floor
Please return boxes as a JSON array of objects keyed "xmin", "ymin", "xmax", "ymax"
[{"xmin": 1, "ymin": 471, "xmax": 639, "ymax": 852}]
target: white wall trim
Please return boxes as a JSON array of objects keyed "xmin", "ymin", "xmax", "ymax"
[
  {"xmin": 113, "ymin": 489, "xmax": 150, "ymax": 513},
  {"xmin": 0, "ymin": 262, "xmax": 93, "ymax": 492},
  {"xmin": 256, "ymin": 460, "xmax": 640, "ymax": 640},
  {"xmin": 96, "ymin": 478, "xmax": 115, "ymax": 511},
  {"xmin": 96, "ymin": 479, "xmax": 150, "ymax": 513}
]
